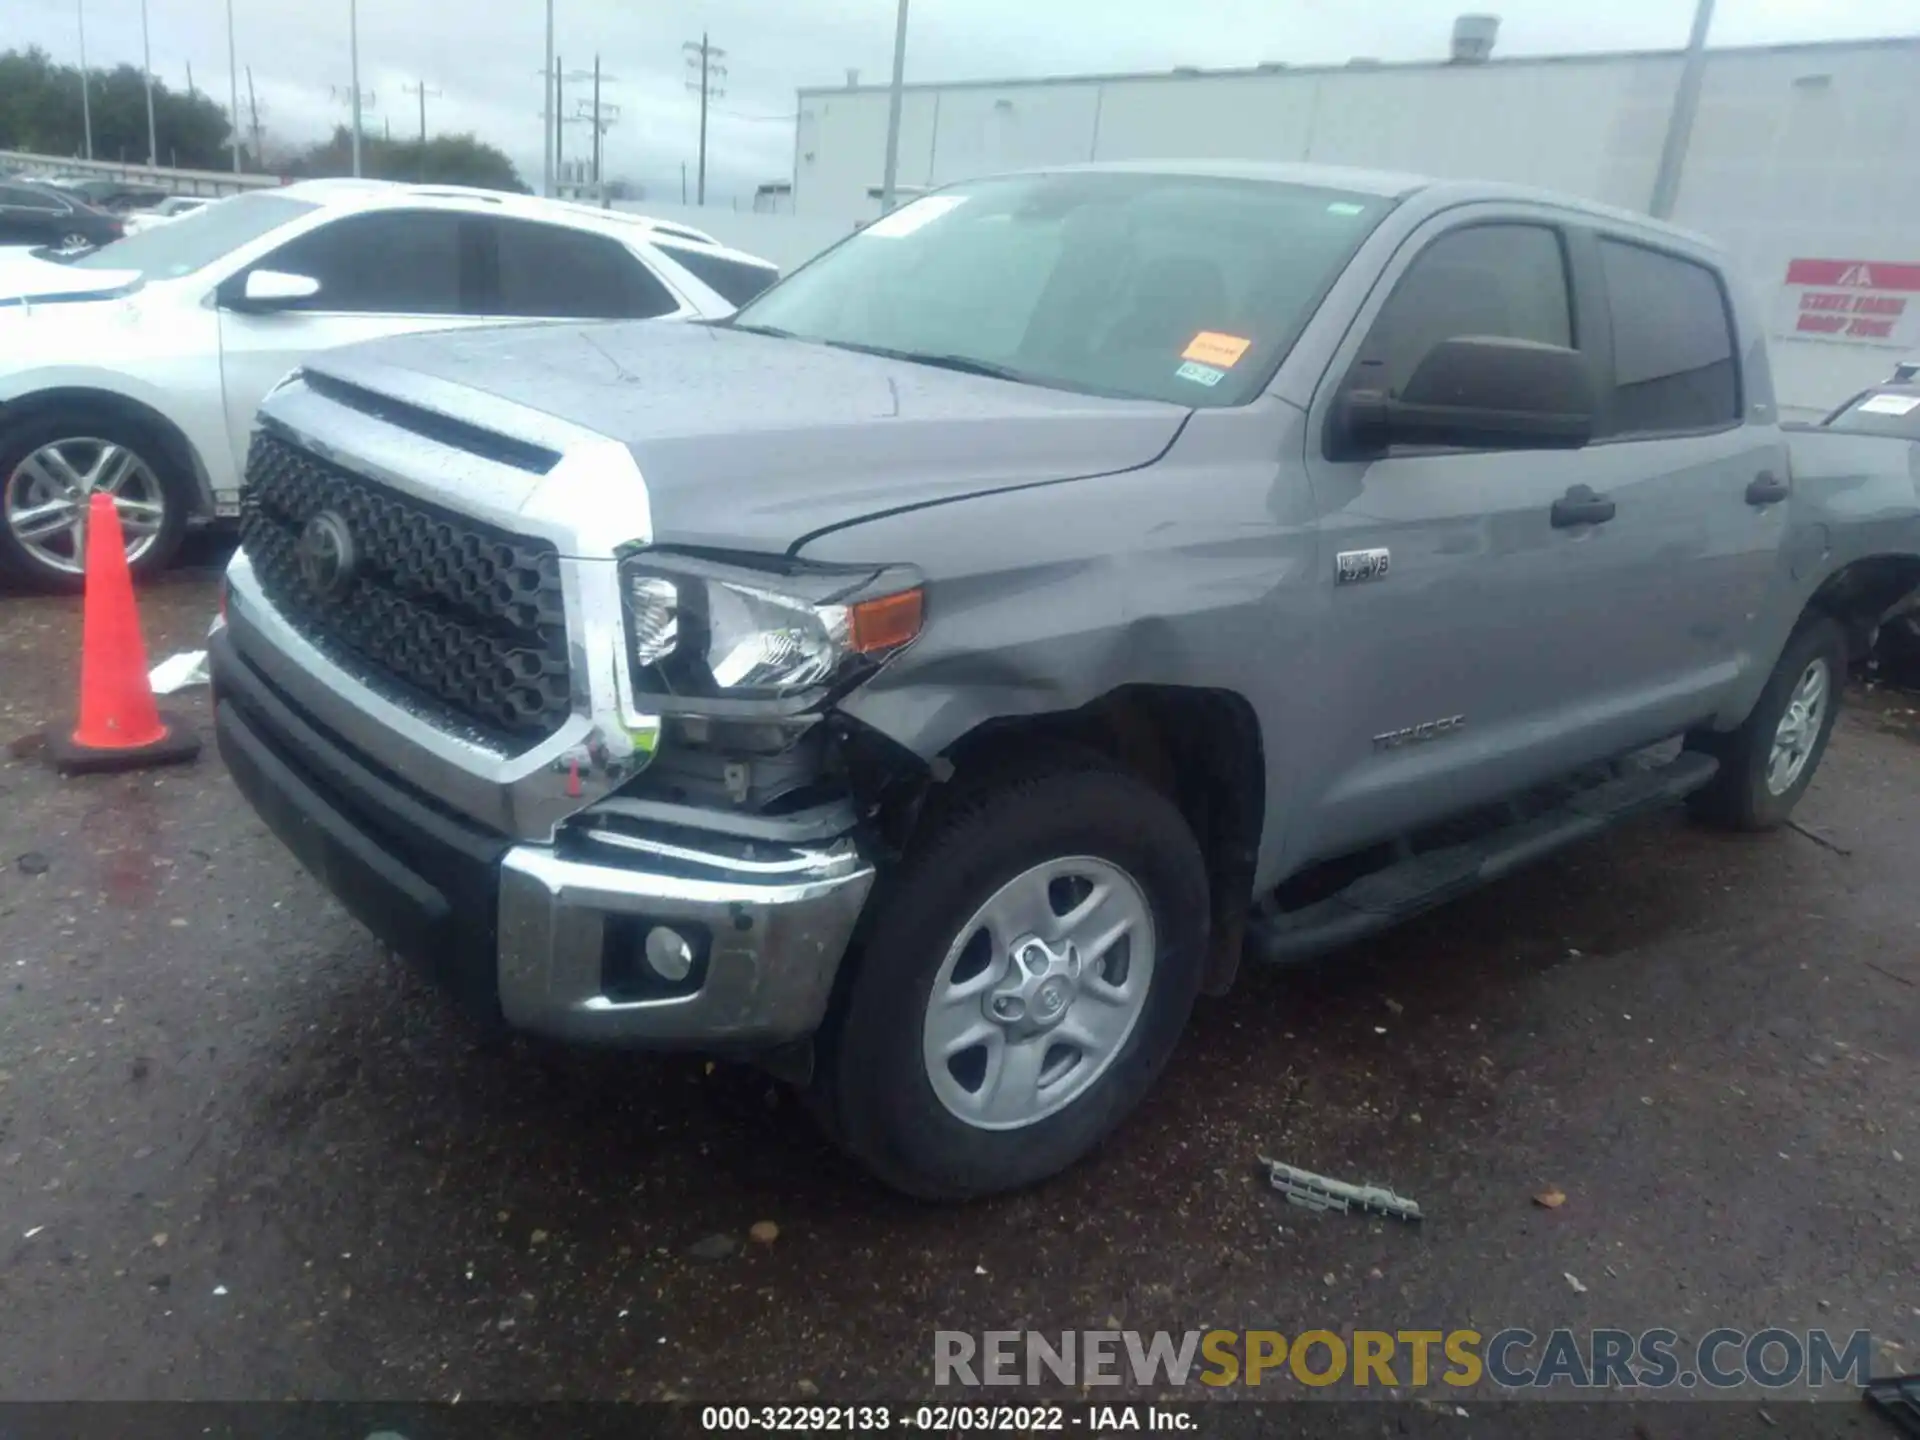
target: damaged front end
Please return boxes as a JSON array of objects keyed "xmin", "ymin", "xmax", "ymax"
[{"xmin": 508, "ymin": 546, "xmax": 940, "ymax": 1060}]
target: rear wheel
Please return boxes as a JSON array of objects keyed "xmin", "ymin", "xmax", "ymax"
[
  {"xmin": 816, "ymin": 763, "xmax": 1210, "ymax": 1200},
  {"xmin": 1686, "ymin": 616, "xmax": 1845, "ymax": 830},
  {"xmin": 0, "ymin": 410, "xmax": 190, "ymax": 591}
]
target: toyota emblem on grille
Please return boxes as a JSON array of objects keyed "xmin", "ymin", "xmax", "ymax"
[{"xmin": 297, "ymin": 510, "xmax": 357, "ymax": 599}]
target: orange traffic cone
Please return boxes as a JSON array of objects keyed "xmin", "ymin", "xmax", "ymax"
[{"xmin": 46, "ymin": 493, "xmax": 201, "ymax": 774}]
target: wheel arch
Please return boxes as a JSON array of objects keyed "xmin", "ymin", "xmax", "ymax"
[
  {"xmin": 1, "ymin": 384, "xmax": 216, "ymax": 521},
  {"xmin": 849, "ymin": 683, "xmax": 1267, "ymax": 998},
  {"xmin": 1801, "ymin": 552, "xmax": 1920, "ymax": 664}
]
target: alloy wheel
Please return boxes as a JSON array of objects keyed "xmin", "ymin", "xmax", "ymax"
[{"xmin": 4, "ymin": 437, "xmax": 168, "ymax": 576}]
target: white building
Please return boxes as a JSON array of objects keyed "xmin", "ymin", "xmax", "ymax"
[{"xmin": 791, "ymin": 27, "xmax": 1920, "ymax": 416}]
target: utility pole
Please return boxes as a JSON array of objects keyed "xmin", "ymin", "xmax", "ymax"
[
  {"xmin": 186, "ymin": 61, "xmax": 196, "ymax": 98},
  {"xmin": 246, "ymin": 66, "xmax": 263, "ymax": 168},
  {"xmin": 139, "ymin": 0, "xmax": 157, "ymax": 165},
  {"xmin": 75, "ymin": 0, "xmax": 94, "ymax": 160},
  {"xmin": 1649, "ymin": 0, "xmax": 1715, "ymax": 219},
  {"xmin": 541, "ymin": 0, "xmax": 555, "ymax": 196},
  {"xmin": 879, "ymin": 0, "xmax": 911, "ymax": 213},
  {"xmin": 554, "ymin": 55, "xmax": 565, "ymax": 193},
  {"xmin": 225, "ymin": 0, "xmax": 241, "ymax": 172},
  {"xmin": 683, "ymin": 34, "xmax": 726, "ymax": 206},
  {"xmin": 402, "ymin": 80, "xmax": 441, "ymax": 178},
  {"xmin": 348, "ymin": 0, "xmax": 364, "ymax": 177},
  {"xmin": 591, "ymin": 56, "xmax": 605, "ymax": 205},
  {"xmin": 565, "ymin": 58, "xmax": 619, "ymax": 207}
]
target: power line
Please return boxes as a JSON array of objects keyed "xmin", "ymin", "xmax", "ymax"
[{"xmin": 682, "ymin": 33, "xmax": 726, "ymax": 207}]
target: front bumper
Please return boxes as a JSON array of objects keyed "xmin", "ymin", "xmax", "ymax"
[{"xmin": 210, "ymin": 624, "xmax": 874, "ymax": 1048}]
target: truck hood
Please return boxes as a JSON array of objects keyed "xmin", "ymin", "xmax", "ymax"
[{"xmin": 312, "ymin": 320, "xmax": 1189, "ymax": 552}]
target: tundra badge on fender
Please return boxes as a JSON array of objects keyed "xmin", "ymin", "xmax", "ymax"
[{"xmin": 1337, "ymin": 548, "xmax": 1392, "ymax": 585}]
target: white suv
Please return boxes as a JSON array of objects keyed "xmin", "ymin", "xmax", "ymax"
[{"xmin": 0, "ymin": 179, "xmax": 779, "ymax": 588}]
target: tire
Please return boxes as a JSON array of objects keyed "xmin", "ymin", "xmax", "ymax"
[
  {"xmin": 0, "ymin": 408, "xmax": 191, "ymax": 591},
  {"xmin": 1686, "ymin": 616, "xmax": 1846, "ymax": 830},
  {"xmin": 817, "ymin": 763, "xmax": 1211, "ymax": 1200}
]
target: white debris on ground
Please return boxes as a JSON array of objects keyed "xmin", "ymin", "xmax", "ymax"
[{"xmin": 148, "ymin": 650, "xmax": 209, "ymax": 695}]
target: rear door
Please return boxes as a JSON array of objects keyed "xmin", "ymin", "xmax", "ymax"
[
  {"xmin": 1586, "ymin": 234, "xmax": 1787, "ymax": 697},
  {"xmin": 215, "ymin": 208, "xmax": 498, "ymax": 483},
  {"xmin": 1292, "ymin": 208, "xmax": 1750, "ymax": 859},
  {"xmin": 0, "ymin": 186, "xmax": 63, "ymax": 247}
]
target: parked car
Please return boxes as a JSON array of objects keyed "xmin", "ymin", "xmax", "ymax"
[
  {"xmin": 0, "ymin": 181, "xmax": 124, "ymax": 254},
  {"xmin": 0, "ymin": 179, "xmax": 777, "ymax": 588},
  {"xmin": 210, "ymin": 163, "xmax": 1920, "ymax": 1199},
  {"xmin": 44, "ymin": 176, "xmax": 170, "ymax": 213},
  {"xmin": 121, "ymin": 195, "xmax": 212, "ymax": 235}
]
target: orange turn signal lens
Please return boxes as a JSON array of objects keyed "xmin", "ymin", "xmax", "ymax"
[{"xmin": 847, "ymin": 587, "xmax": 924, "ymax": 655}]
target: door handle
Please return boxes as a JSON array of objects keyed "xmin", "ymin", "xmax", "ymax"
[
  {"xmin": 1746, "ymin": 471, "xmax": 1790, "ymax": 506},
  {"xmin": 1551, "ymin": 484, "xmax": 1617, "ymax": 528}
]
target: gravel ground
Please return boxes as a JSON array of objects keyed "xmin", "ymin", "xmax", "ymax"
[{"xmin": 0, "ymin": 559, "xmax": 1915, "ymax": 1424}]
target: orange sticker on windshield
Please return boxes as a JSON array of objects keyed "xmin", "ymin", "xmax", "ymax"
[{"xmin": 1183, "ymin": 331, "xmax": 1253, "ymax": 368}]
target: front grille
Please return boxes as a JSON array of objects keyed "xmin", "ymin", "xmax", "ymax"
[{"xmin": 240, "ymin": 430, "xmax": 571, "ymax": 745}]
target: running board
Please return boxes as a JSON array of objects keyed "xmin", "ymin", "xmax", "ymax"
[{"xmin": 1244, "ymin": 750, "xmax": 1720, "ymax": 966}]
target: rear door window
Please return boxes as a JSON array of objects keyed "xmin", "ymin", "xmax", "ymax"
[
  {"xmin": 484, "ymin": 217, "xmax": 682, "ymax": 319},
  {"xmin": 1597, "ymin": 239, "xmax": 1739, "ymax": 436}
]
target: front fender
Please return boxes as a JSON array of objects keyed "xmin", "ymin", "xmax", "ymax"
[{"xmin": 0, "ymin": 361, "xmax": 228, "ymax": 519}]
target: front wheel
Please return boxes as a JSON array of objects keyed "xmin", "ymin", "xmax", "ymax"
[
  {"xmin": 817, "ymin": 764, "xmax": 1210, "ymax": 1200},
  {"xmin": 0, "ymin": 412, "xmax": 190, "ymax": 591},
  {"xmin": 1686, "ymin": 616, "xmax": 1845, "ymax": 830}
]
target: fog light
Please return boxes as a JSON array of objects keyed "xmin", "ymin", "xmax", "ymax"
[{"xmin": 644, "ymin": 925, "xmax": 695, "ymax": 982}]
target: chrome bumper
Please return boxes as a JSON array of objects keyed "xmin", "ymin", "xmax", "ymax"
[{"xmin": 497, "ymin": 838, "xmax": 873, "ymax": 1047}]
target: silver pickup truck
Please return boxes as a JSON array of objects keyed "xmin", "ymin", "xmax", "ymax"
[{"xmin": 209, "ymin": 162, "xmax": 1920, "ymax": 1199}]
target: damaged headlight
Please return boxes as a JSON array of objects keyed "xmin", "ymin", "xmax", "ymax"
[{"xmin": 619, "ymin": 550, "xmax": 924, "ymax": 703}]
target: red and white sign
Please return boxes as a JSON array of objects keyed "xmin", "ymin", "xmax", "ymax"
[{"xmin": 1774, "ymin": 258, "xmax": 1920, "ymax": 349}]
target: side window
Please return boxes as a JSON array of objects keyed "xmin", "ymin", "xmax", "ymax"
[
  {"xmin": 1597, "ymin": 239, "xmax": 1738, "ymax": 435},
  {"xmin": 1359, "ymin": 223, "xmax": 1573, "ymax": 396},
  {"xmin": 655, "ymin": 243, "xmax": 778, "ymax": 307},
  {"xmin": 255, "ymin": 210, "xmax": 466, "ymax": 315},
  {"xmin": 486, "ymin": 218, "xmax": 681, "ymax": 319}
]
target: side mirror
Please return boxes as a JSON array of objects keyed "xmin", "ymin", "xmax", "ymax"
[
  {"xmin": 1336, "ymin": 336, "xmax": 1596, "ymax": 456},
  {"xmin": 231, "ymin": 268, "xmax": 321, "ymax": 310}
]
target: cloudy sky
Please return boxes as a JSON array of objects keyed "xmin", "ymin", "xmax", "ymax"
[{"xmin": 7, "ymin": 0, "xmax": 1912, "ymax": 201}]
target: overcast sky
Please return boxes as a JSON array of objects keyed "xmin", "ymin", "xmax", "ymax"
[{"xmin": 8, "ymin": 0, "xmax": 1913, "ymax": 201}]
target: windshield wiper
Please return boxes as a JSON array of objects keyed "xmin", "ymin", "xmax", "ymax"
[
  {"xmin": 723, "ymin": 320, "xmax": 800, "ymax": 339},
  {"xmin": 817, "ymin": 340, "xmax": 1031, "ymax": 384}
]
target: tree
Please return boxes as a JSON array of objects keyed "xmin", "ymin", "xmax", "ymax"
[
  {"xmin": 283, "ymin": 126, "xmax": 527, "ymax": 192},
  {"xmin": 0, "ymin": 47, "xmax": 233, "ymax": 169}
]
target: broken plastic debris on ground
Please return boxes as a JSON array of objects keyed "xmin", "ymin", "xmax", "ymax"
[
  {"xmin": 1259, "ymin": 1155, "xmax": 1423, "ymax": 1223},
  {"xmin": 147, "ymin": 650, "xmax": 209, "ymax": 696}
]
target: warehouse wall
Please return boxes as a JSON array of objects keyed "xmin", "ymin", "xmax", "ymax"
[{"xmin": 791, "ymin": 39, "xmax": 1920, "ymax": 415}]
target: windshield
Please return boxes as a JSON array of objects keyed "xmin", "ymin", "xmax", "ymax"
[
  {"xmin": 68, "ymin": 192, "xmax": 320, "ymax": 280},
  {"xmin": 731, "ymin": 171, "xmax": 1393, "ymax": 406}
]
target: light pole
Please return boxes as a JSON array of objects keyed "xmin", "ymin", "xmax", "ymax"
[
  {"xmin": 225, "ymin": 0, "xmax": 241, "ymax": 172},
  {"xmin": 75, "ymin": 0, "xmax": 95, "ymax": 160},
  {"xmin": 879, "ymin": 0, "xmax": 910, "ymax": 214},
  {"xmin": 349, "ymin": 0, "xmax": 364, "ymax": 176},
  {"xmin": 139, "ymin": 0, "xmax": 157, "ymax": 166},
  {"xmin": 1649, "ymin": 0, "xmax": 1715, "ymax": 218}
]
